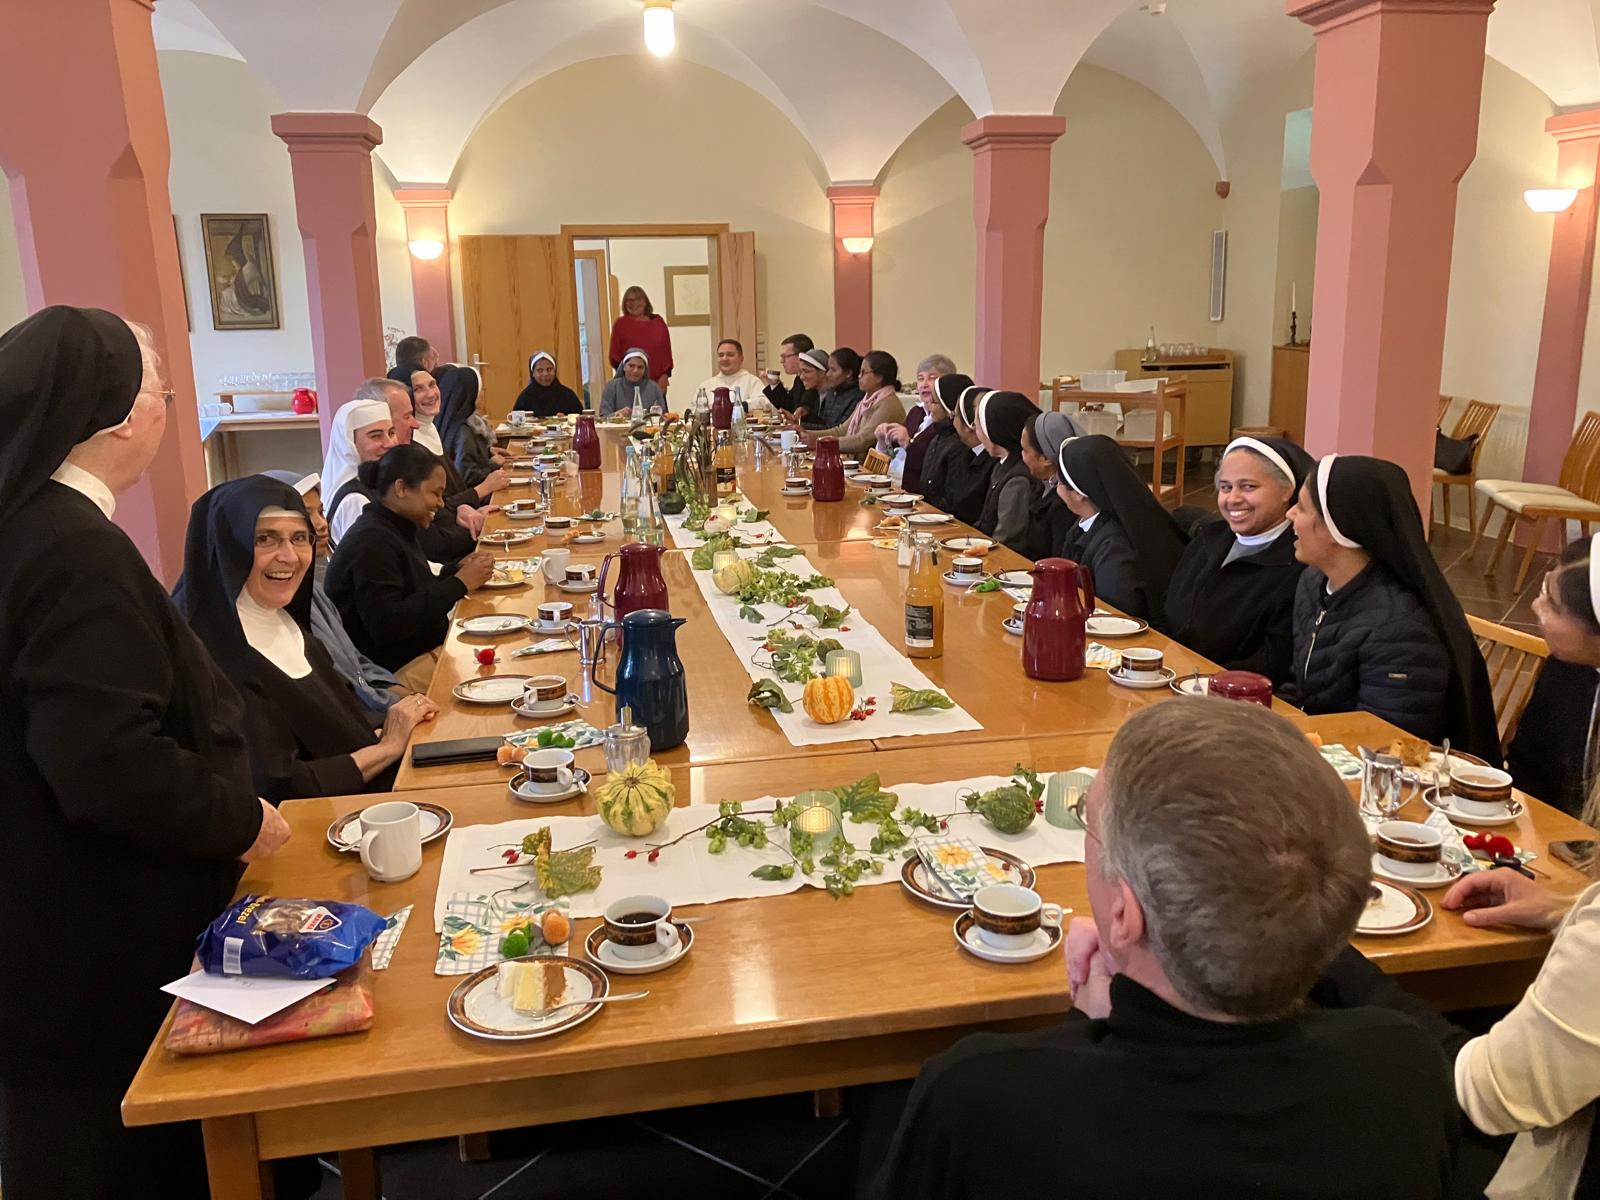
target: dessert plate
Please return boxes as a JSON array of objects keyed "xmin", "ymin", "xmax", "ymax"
[{"xmin": 447, "ymin": 957, "xmax": 608, "ymax": 1040}]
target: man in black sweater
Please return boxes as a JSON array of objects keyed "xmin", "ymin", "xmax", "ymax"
[{"xmin": 871, "ymin": 701, "xmax": 1462, "ymax": 1200}]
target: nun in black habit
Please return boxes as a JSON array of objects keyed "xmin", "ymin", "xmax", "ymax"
[
  {"xmin": 1164, "ymin": 435, "xmax": 1313, "ymax": 687},
  {"xmin": 513, "ymin": 351, "xmax": 583, "ymax": 416},
  {"xmin": 1019, "ymin": 410, "xmax": 1083, "ymax": 562},
  {"xmin": 937, "ymin": 383, "xmax": 997, "ymax": 527},
  {"xmin": 1287, "ymin": 454, "xmax": 1500, "ymax": 761},
  {"xmin": 435, "ymin": 363, "xmax": 497, "ymax": 487},
  {"xmin": 0, "ymin": 307, "xmax": 273, "ymax": 1200},
  {"xmin": 973, "ymin": 390, "xmax": 1040, "ymax": 554},
  {"xmin": 173, "ymin": 475, "xmax": 439, "ymax": 802},
  {"xmin": 1056, "ymin": 434, "xmax": 1189, "ymax": 628}
]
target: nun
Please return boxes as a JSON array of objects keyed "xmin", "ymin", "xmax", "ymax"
[
  {"xmin": 1056, "ymin": 434, "xmax": 1189, "ymax": 627},
  {"xmin": 1164, "ymin": 435, "xmax": 1314, "ymax": 687},
  {"xmin": 600, "ymin": 349, "xmax": 666, "ymax": 418},
  {"xmin": 1287, "ymin": 454, "xmax": 1500, "ymax": 759},
  {"xmin": 0, "ymin": 307, "xmax": 284, "ymax": 1199},
  {"xmin": 320, "ymin": 395, "xmax": 397, "ymax": 546},
  {"xmin": 174, "ymin": 476, "xmax": 439, "ymax": 801},
  {"xmin": 514, "ymin": 351, "xmax": 583, "ymax": 416},
  {"xmin": 1019, "ymin": 410, "xmax": 1084, "ymax": 562},
  {"xmin": 973, "ymin": 390, "xmax": 1041, "ymax": 554},
  {"xmin": 938, "ymin": 383, "xmax": 997, "ymax": 527},
  {"xmin": 434, "ymin": 364, "xmax": 497, "ymax": 487},
  {"xmin": 913, "ymin": 372, "xmax": 971, "ymax": 504},
  {"xmin": 788, "ymin": 346, "xmax": 830, "ymax": 424}
]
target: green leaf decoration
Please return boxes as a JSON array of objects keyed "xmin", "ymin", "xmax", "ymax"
[
  {"xmin": 972, "ymin": 578, "xmax": 1002, "ymax": 593},
  {"xmin": 888, "ymin": 682, "xmax": 956, "ymax": 712},
  {"xmin": 747, "ymin": 679, "xmax": 793, "ymax": 714},
  {"xmin": 750, "ymin": 863, "xmax": 795, "ymax": 882},
  {"xmin": 805, "ymin": 600, "xmax": 850, "ymax": 628},
  {"xmin": 739, "ymin": 507, "xmax": 770, "ymax": 523},
  {"xmin": 739, "ymin": 605, "xmax": 765, "ymax": 624},
  {"xmin": 535, "ymin": 844, "xmax": 604, "ymax": 898},
  {"xmin": 831, "ymin": 773, "xmax": 899, "ymax": 823},
  {"xmin": 755, "ymin": 545, "xmax": 803, "ymax": 567}
]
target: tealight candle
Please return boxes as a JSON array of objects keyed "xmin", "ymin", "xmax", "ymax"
[
  {"xmin": 824, "ymin": 648, "xmax": 863, "ymax": 688},
  {"xmin": 714, "ymin": 503, "xmax": 740, "ymax": 524},
  {"xmin": 789, "ymin": 790, "xmax": 842, "ymax": 858},
  {"xmin": 711, "ymin": 549, "xmax": 741, "ymax": 573}
]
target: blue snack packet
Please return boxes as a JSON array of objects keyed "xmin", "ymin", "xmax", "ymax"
[{"xmin": 197, "ymin": 896, "xmax": 387, "ymax": 979}]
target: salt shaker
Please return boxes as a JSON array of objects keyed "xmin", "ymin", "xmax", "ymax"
[{"xmin": 604, "ymin": 705, "xmax": 653, "ymax": 773}]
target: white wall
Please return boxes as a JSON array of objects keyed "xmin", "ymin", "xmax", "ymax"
[
  {"xmin": 1274, "ymin": 185, "xmax": 1319, "ymax": 344},
  {"xmin": 0, "ymin": 184, "xmax": 25, "ymax": 333},
  {"xmin": 373, "ymin": 157, "xmax": 418, "ymax": 358}
]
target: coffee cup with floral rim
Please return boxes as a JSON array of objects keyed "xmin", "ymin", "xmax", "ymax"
[
  {"xmin": 1375, "ymin": 820, "xmax": 1443, "ymax": 878},
  {"xmin": 1448, "ymin": 765, "xmax": 1514, "ymax": 817},
  {"xmin": 971, "ymin": 884, "xmax": 1064, "ymax": 950},
  {"xmin": 602, "ymin": 894, "xmax": 675, "ymax": 962}
]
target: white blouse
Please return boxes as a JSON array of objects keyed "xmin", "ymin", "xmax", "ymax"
[{"xmin": 235, "ymin": 587, "xmax": 311, "ymax": 679}]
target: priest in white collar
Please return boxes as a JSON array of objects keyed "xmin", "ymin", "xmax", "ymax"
[{"xmin": 698, "ymin": 338, "xmax": 769, "ymax": 412}]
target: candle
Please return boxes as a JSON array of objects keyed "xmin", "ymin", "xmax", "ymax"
[
  {"xmin": 790, "ymin": 800, "xmax": 841, "ymax": 857},
  {"xmin": 1290, "ymin": 282, "xmax": 1297, "ymax": 314},
  {"xmin": 824, "ymin": 648, "xmax": 863, "ymax": 688},
  {"xmin": 714, "ymin": 503, "xmax": 739, "ymax": 524},
  {"xmin": 711, "ymin": 549, "xmax": 740, "ymax": 573}
]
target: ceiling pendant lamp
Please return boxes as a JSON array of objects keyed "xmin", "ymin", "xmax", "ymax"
[{"xmin": 643, "ymin": 0, "xmax": 675, "ymax": 57}]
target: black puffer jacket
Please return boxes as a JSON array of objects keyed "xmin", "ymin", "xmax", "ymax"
[{"xmin": 1287, "ymin": 563, "xmax": 1452, "ymax": 741}]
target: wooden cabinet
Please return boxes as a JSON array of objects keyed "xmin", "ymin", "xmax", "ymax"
[
  {"xmin": 1112, "ymin": 349, "xmax": 1234, "ymax": 447},
  {"xmin": 1270, "ymin": 344, "xmax": 1311, "ymax": 445}
]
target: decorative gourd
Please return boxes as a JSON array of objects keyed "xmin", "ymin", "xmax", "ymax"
[
  {"xmin": 964, "ymin": 784, "xmax": 1037, "ymax": 834},
  {"xmin": 596, "ymin": 759, "xmax": 675, "ymax": 837},
  {"xmin": 803, "ymin": 675, "xmax": 855, "ymax": 724},
  {"xmin": 659, "ymin": 492, "xmax": 686, "ymax": 515},
  {"xmin": 702, "ymin": 515, "xmax": 731, "ymax": 536},
  {"xmin": 713, "ymin": 558, "xmax": 756, "ymax": 595}
]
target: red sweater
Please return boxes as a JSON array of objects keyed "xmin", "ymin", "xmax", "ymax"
[{"xmin": 608, "ymin": 314, "xmax": 674, "ymax": 379}]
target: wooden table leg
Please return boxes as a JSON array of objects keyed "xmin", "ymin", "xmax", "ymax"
[
  {"xmin": 338, "ymin": 1148, "xmax": 381, "ymax": 1200},
  {"xmin": 201, "ymin": 1115, "xmax": 274, "ymax": 1200},
  {"xmin": 459, "ymin": 1132, "xmax": 493, "ymax": 1162},
  {"xmin": 812, "ymin": 1087, "xmax": 843, "ymax": 1118}
]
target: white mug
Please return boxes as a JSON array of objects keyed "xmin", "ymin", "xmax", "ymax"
[
  {"xmin": 541, "ymin": 547, "xmax": 572, "ymax": 584},
  {"xmin": 779, "ymin": 430, "xmax": 798, "ymax": 452},
  {"xmin": 358, "ymin": 800, "xmax": 423, "ymax": 883}
]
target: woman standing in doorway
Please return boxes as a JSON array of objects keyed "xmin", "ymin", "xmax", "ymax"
[{"xmin": 608, "ymin": 285, "xmax": 673, "ymax": 397}]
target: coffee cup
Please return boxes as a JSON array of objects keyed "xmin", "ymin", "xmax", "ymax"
[
  {"xmin": 541, "ymin": 547, "xmax": 571, "ymax": 583},
  {"xmin": 1119, "ymin": 647, "xmax": 1165, "ymax": 679},
  {"xmin": 520, "ymin": 747, "xmax": 575, "ymax": 794},
  {"xmin": 784, "ymin": 476, "xmax": 810, "ymax": 492},
  {"xmin": 1375, "ymin": 820, "xmax": 1444, "ymax": 878},
  {"xmin": 545, "ymin": 515, "xmax": 574, "ymax": 531},
  {"xmin": 971, "ymin": 884, "xmax": 1064, "ymax": 950},
  {"xmin": 537, "ymin": 600, "xmax": 573, "ymax": 627},
  {"xmin": 565, "ymin": 563, "xmax": 597, "ymax": 585},
  {"xmin": 1449, "ymin": 765, "xmax": 1514, "ymax": 816},
  {"xmin": 357, "ymin": 800, "xmax": 423, "ymax": 883},
  {"xmin": 779, "ymin": 430, "xmax": 799, "ymax": 452},
  {"xmin": 603, "ymin": 894, "xmax": 676, "ymax": 961},
  {"xmin": 520, "ymin": 674, "xmax": 570, "ymax": 713},
  {"xmin": 951, "ymin": 556, "xmax": 983, "ymax": 579},
  {"xmin": 508, "ymin": 410, "xmax": 529, "ymax": 426},
  {"xmin": 1012, "ymin": 601, "xmax": 1028, "ymax": 623}
]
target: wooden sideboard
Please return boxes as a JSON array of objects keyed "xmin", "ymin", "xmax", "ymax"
[
  {"xmin": 1112, "ymin": 349, "xmax": 1234, "ymax": 447},
  {"xmin": 1270, "ymin": 343, "xmax": 1310, "ymax": 445}
]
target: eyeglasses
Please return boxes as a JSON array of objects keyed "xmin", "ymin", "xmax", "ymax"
[{"xmin": 254, "ymin": 531, "xmax": 313, "ymax": 552}]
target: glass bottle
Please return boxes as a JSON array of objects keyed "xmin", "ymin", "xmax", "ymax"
[
  {"xmin": 620, "ymin": 443, "xmax": 643, "ymax": 537},
  {"xmin": 714, "ymin": 430, "xmax": 736, "ymax": 495},
  {"xmin": 896, "ymin": 521, "xmax": 917, "ymax": 568},
  {"xmin": 1141, "ymin": 325, "xmax": 1159, "ymax": 366},
  {"xmin": 904, "ymin": 533, "xmax": 944, "ymax": 659}
]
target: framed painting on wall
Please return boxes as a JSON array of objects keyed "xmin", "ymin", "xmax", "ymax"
[
  {"xmin": 663, "ymin": 265, "xmax": 710, "ymax": 327},
  {"xmin": 200, "ymin": 213, "xmax": 281, "ymax": 330}
]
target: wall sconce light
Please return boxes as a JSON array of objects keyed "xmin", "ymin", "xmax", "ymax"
[
  {"xmin": 643, "ymin": 0, "xmax": 675, "ymax": 57},
  {"xmin": 1524, "ymin": 188, "xmax": 1579, "ymax": 214},
  {"xmin": 841, "ymin": 236, "xmax": 874, "ymax": 255},
  {"xmin": 408, "ymin": 239, "xmax": 445, "ymax": 260}
]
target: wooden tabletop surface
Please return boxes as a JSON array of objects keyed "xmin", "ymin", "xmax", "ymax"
[{"xmin": 124, "ymin": 710, "xmax": 1596, "ymax": 1131}]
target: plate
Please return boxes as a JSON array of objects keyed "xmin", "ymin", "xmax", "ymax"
[
  {"xmin": 483, "ymin": 570, "xmax": 531, "ymax": 589},
  {"xmin": 1107, "ymin": 665, "xmax": 1177, "ymax": 690},
  {"xmin": 570, "ymin": 532, "xmax": 606, "ymax": 544},
  {"xmin": 509, "ymin": 459, "xmax": 539, "ymax": 469},
  {"xmin": 941, "ymin": 537, "xmax": 993, "ymax": 554},
  {"xmin": 943, "ymin": 571, "xmax": 987, "ymax": 587},
  {"xmin": 1086, "ymin": 614, "xmax": 1148, "ymax": 638},
  {"xmin": 781, "ymin": 486, "xmax": 810, "ymax": 496},
  {"xmin": 1422, "ymin": 785, "xmax": 1524, "ymax": 827},
  {"xmin": 1397, "ymin": 746, "xmax": 1491, "ymax": 786},
  {"xmin": 327, "ymin": 801, "xmax": 453, "ymax": 852},
  {"xmin": 578, "ymin": 512, "xmax": 615, "ymax": 523},
  {"xmin": 1356, "ymin": 881, "xmax": 1433, "ymax": 936},
  {"xmin": 952, "ymin": 912, "xmax": 1062, "ymax": 964},
  {"xmin": 849, "ymin": 473, "xmax": 892, "ymax": 488},
  {"xmin": 1002, "ymin": 616, "xmax": 1025, "ymax": 636},
  {"xmin": 507, "ymin": 476, "xmax": 533, "ymax": 487},
  {"xmin": 1169, "ymin": 672, "xmax": 1212, "ymax": 697},
  {"xmin": 504, "ymin": 505, "xmax": 545, "ymax": 521},
  {"xmin": 507, "ymin": 766, "xmax": 592, "ymax": 803},
  {"xmin": 585, "ymin": 921, "xmax": 694, "ymax": 975},
  {"xmin": 447, "ymin": 957, "xmax": 610, "ymax": 1040},
  {"xmin": 557, "ymin": 578, "xmax": 599, "ymax": 594},
  {"xmin": 900, "ymin": 848, "xmax": 1035, "ymax": 910},
  {"xmin": 1370, "ymin": 854, "xmax": 1462, "ymax": 889},
  {"xmin": 994, "ymin": 570, "xmax": 1033, "ymax": 589},
  {"xmin": 457, "ymin": 614, "xmax": 531, "ymax": 637},
  {"xmin": 481, "ymin": 530, "xmax": 536, "ymax": 548},
  {"xmin": 907, "ymin": 512, "xmax": 951, "ymax": 526},
  {"xmin": 881, "ymin": 492, "xmax": 922, "ymax": 507},
  {"xmin": 452, "ymin": 674, "xmax": 536, "ymax": 705},
  {"xmin": 510, "ymin": 694, "xmax": 580, "ymax": 720}
]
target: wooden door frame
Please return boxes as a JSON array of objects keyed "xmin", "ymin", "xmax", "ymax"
[
  {"xmin": 572, "ymin": 247, "xmax": 611, "ymax": 396},
  {"xmin": 561, "ymin": 223, "xmax": 731, "ymax": 327}
]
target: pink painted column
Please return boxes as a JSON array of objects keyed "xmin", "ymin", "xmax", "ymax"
[
  {"xmin": 271, "ymin": 113, "xmax": 388, "ymax": 444},
  {"xmin": 827, "ymin": 185, "xmax": 877, "ymax": 351},
  {"xmin": 1523, "ymin": 110, "xmax": 1600, "ymax": 486},
  {"xmin": 961, "ymin": 115, "xmax": 1065, "ymax": 395},
  {"xmin": 0, "ymin": 0, "xmax": 206, "ymax": 583},
  {"xmin": 1290, "ymin": 0, "xmax": 1495, "ymax": 514},
  {"xmin": 394, "ymin": 186, "xmax": 457, "ymax": 362}
]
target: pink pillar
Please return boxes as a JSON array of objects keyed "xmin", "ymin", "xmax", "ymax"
[
  {"xmin": 0, "ymin": 0, "xmax": 205, "ymax": 584},
  {"xmin": 961, "ymin": 115, "xmax": 1065, "ymax": 395},
  {"xmin": 1290, "ymin": 0, "xmax": 1495, "ymax": 515},
  {"xmin": 271, "ymin": 113, "xmax": 388, "ymax": 444},
  {"xmin": 1523, "ymin": 110, "xmax": 1600, "ymax": 486},
  {"xmin": 394, "ymin": 186, "xmax": 457, "ymax": 362},
  {"xmin": 827, "ymin": 185, "xmax": 877, "ymax": 351}
]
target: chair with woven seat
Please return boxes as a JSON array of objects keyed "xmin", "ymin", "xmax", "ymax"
[
  {"xmin": 1467, "ymin": 615, "xmax": 1549, "ymax": 750},
  {"xmin": 1432, "ymin": 399, "xmax": 1500, "ymax": 532},
  {"xmin": 1473, "ymin": 410, "xmax": 1600, "ymax": 588}
]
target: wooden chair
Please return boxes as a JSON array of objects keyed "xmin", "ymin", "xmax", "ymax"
[
  {"xmin": 860, "ymin": 448, "xmax": 891, "ymax": 475},
  {"xmin": 1467, "ymin": 615, "xmax": 1549, "ymax": 749},
  {"xmin": 1438, "ymin": 394, "xmax": 1453, "ymax": 425},
  {"xmin": 1053, "ymin": 381, "xmax": 1188, "ymax": 507},
  {"xmin": 1432, "ymin": 399, "xmax": 1500, "ymax": 532},
  {"xmin": 1474, "ymin": 411, "xmax": 1600, "ymax": 589}
]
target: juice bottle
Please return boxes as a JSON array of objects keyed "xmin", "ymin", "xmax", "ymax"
[
  {"xmin": 714, "ymin": 430, "xmax": 736, "ymax": 495},
  {"xmin": 904, "ymin": 533, "xmax": 944, "ymax": 659}
]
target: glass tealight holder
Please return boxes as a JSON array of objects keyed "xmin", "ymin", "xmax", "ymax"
[
  {"xmin": 714, "ymin": 503, "xmax": 740, "ymax": 524},
  {"xmin": 711, "ymin": 549, "xmax": 741, "ymax": 574},
  {"xmin": 789, "ymin": 789, "xmax": 841, "ymax": 858},
  {"xmin": 824, "ymin": 649, "xmax": 863, "ymax": 688}
]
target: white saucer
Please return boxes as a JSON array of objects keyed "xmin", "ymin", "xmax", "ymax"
[
  {"xmin": 507, "ymin": 476, "xmax": 533, "ymax": 486},
  {"xmin": 510, "ymin": 694, "xmax": 580, "ymax": 720},
  {"xmin": 781, "ymin": 486, "xmax": 811, "ymax": 496},
  {"xmin": 1356, "ymin": 880, "xmax": 1434, "ymax": 936},
  {"xmin": 557, "ymin": 579, "xmax": 599, "ymax": 593},
  {"xmin": 481, "ymin": 531, "xmax": 536, "ymax": 548},
  {"xmin": 457, "ymin": 614, "xmax": 531, "ymax": 637},
  {"xmin": 1107, "ymin": 665, "xmax": 1176, "ymax": 690},
  {"xmin": 994, "ymin": 570, "xmax": 1033, "ymax": 589},
  {"xmin": 940, "ymin": 537, "xmax": 994, "ymax": 554},
  {"xmin": 585, "ymin": 922, "xmax": 692, "ymax": 975},
  {"xmin": 1169, "ymin": 672, "xmax": 1212, "ymax": 697},
  {"xmin": 532, "ymin": 619, "xmax": 574, "ymax": 634},
  {"xmin": 907, "ymin": 512, "xmax": 951, "ymax": 526},
  {"xmin": 570, "ymin": 532, "xmax": 606, "ymax": 544},
  {"xmin": 1422, "ymin": 786, "xmax": 1524, "ymax": 827},
  {"xmin": 944, "ymin": 571, "xmax": 986, "ymax": 587},
  {"xmin": 507, "ymin": 766, "xmax": 592, "ymax": 803},
  {"xmin": 1002, "ymin": 616, "xmax": 1025, "ymax": 636},
  {"xmin": 1370, "ymin": 853, "xmax": 1461, "ymax": 889},
  {"xmin": 952, "ymin": 912, "xmax": 1062, "ymax": 964},
  {"xmin": 1086, "ymin": 614, "xmax": 1148, "ymax": 638},
  {"xmin": 504, "ymin": 505, "xmax": 546, "ymax": 521}
]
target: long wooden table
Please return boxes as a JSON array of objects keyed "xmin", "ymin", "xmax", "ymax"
[{"xmin": 123, "ymin": 712, "xmax": 1597, "ymax": 1200}]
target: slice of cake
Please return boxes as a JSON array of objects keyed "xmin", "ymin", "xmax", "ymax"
[{"xmin": 495, "ymin": 960, "xmax": 569, "ymax": 1015}]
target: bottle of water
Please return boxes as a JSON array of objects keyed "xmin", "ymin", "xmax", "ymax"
[
  {"xmin": 731, "ymin": 396, "xmax": 748, "ymax": 445},
  {"xmin": 620, "ymin": 443, "xmax": 643, "ymax": 537}
]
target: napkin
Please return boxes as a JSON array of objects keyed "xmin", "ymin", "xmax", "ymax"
[
  {"xmin": 1084, "ymin": 641, "xmax": 1118, "ymax": 671},
  {"xmin": 370, "ymin": 906, "xmax": 412, "ymax": 971},
  {"xmin": 503, "ymin": 717, "xmax": 604, "ymax": 751},
  {"xmin": 512, "ymin": 638, "xmax": 577, "ymax": 657}
]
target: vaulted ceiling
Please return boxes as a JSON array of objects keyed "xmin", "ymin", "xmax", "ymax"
[{"xmin": 153, "ymin": 0, "xmax": 1600, "ymax": 187}]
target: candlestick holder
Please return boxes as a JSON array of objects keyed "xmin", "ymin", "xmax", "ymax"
[{"xmin": 1289, "ymin": 310, "xmax": 1299, "ymax": 346}]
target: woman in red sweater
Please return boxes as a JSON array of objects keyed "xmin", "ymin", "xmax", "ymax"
[{"xmin": 608, "ymin": 285, "xmax": 673, "ymax": 397}]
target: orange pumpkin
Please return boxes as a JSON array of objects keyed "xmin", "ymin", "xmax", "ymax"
[{"xmin": 803, "ymin": 675, "xmax": 855, "ymax": 724}]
